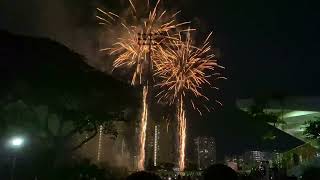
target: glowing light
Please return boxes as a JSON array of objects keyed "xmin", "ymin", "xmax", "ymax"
[
  {"xmin": 97, "ymin": 125, "xmax": 103, "ymax": 161},
  {"xmin": 9, "ymin": 137, "xmax": 24, "ymax": 147},
  {"xmin": 138, "ymin": 86, "xmax": 148, "ymax": 170},
  {"xmin": 166, "ymin": 118, "xmax": 170, "ymax": 133},
  {"xmin": 177, "ymin": 96, "xmax": 187, "ymax": 171},
  {"xmin": 283, "ymin": 111, "xmax": 318, "ymax": 118},
  {"xmin": 121, "ymin": 138, "xmax": 125, "ymax": 156},
  {"xmin": 154, "ymin": 125, "xmax": 159, "ymax": 167}
]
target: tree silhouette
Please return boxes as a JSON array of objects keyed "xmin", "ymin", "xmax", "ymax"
[
  {"xmin": 249, "ymin": 95, "xmax": 285, "ymax": 127},
  {"xmin": 0, "ymin": 31, "xmax": 138, "ymax": 169},
  {"xmin": 304, "ymin": 118, "xmax": 320, "ymax": 143}
]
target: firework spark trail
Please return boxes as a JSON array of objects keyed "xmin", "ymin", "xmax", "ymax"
[
  {"xmin": 177, "ymin": 96, "xmax": 186, "ymax": 171},
  {"xmin": 97, "ymin": 0, "xmax": 189, "ymax": 170},
  {"xmin": 138, "ymin": 85, "xmax": 148, "ymax": 170},
  {"xmin": 153, "ymin": 31, "xmax": 224, "ymax": 171}
]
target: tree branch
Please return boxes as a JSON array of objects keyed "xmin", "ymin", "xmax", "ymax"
[
  {"xmin": 71, "ymin": 126, "xmax": 98, "ymax": 151},
  {"xmin": 65, "ymin": 120, "xmax": 88, "ymax": 138},
  {"xmin": 27, "ymin": 104, "xmax": 54, "ymax": 138}
]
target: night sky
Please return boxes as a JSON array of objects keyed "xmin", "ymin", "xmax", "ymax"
[
  {"xmin": 1, "ymin": 0, "xmax": 319, "ymax": 101},
  {"xmin": 1, "ymin": 0, "xmax": 319, "ymax": 160},
  {"xmin": 181, "ymin": 0, "xmax": 320, "ymax": 101}
]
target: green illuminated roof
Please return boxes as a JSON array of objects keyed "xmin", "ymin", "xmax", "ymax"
[{"xmin": 237, "ymin": 97, "xmax": 320, "ymax": 148}]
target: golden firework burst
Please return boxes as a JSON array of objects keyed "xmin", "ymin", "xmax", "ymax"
[
  {"xmin": 153, "ymin": 31, "xmax": 225, "ymax": 171},
  {"xmin": 97, "ymin": 0, "xmax": 188, "ymax": 85},
  {"xmin": 153, "ymin": 31, "xmax": 225, "ymax": 111}
]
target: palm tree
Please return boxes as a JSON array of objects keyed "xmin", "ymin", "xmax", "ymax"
[
  {"xmin": 272, "ymin": 92, "xmax": 288, "ymax": 128},
  {"xmin": 249, "ymin": 94, "xmax": 286, "ymax": 127}
]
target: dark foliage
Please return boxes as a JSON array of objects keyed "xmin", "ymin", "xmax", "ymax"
[
  {"xmin": 304, "ymin": 118, "xmax": 320, "ymax": 142},
  {"xmin": 0, "ymin": 30, "xmax": 137, "ymax": 145},
  {"xmin": 0, "ymin": 31, "xmax": 138, "ymax": 178},
  {"xmin": 302, "ymin": 167, "xmax": 320, "ymax": 180}
]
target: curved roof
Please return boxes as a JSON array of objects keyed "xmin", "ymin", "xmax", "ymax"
[
  {"xmin": 237, "ymin": 97, "xmax": 320, "ymax": 148},
  {"xmin": 237, "ymin": 96, "xmax": 320, "ymax": 111}
]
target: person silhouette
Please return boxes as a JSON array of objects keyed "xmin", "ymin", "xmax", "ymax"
[
  {"xmin": 126, "ymin": 171, "xmax": 162, "ymax": 180},
  {"xmin": 203, "ymin": 164, "xmax": 238, "ymax": 180},
  {"xmin": 301, "ymin": 167, "xmax": 320, "ymax": 180}
]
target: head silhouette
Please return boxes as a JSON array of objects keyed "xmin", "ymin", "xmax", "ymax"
[
  {"xmin": 126, "ymin": 171, "xmax": 161, "ymax": 180},
  {"xmin": 301, "ymin": 167, "xmax": 320, "ymax": 180},
  {"xmin": 203, "ymin": 164, "xmax": 238, "ymax": 180}
]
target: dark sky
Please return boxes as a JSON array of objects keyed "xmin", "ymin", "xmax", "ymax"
[
  {"xmin": 0, "ymin": 0, "xmax": 319, "ymax": 101},
  {"xmin": 181, "ymin": 0, "xmax": 320, "ymax": 156},
  {"xmin": 1, "ymin": 0, "xmax": 319, "ymax": 160},
  {"xmin": 181, "ymin": 0, "xmax": 320, "ymax": 100}
]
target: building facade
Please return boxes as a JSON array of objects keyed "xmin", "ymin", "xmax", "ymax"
[
  {"xmin": 194, "ymin": 136, "xmax": 216, "ymax": 170},
  {"xmin": 145, "ymin": 117, "xmax": 176, "ymax": 168}
]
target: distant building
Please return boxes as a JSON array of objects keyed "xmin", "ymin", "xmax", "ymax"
[
  {"xmin": 76, "ymin": 121, "xmax": 132, "ymax": 168},
  {"xmin": 194, "ymin": 136, "xmax": 216, "ymax": 170},
  {"xmin": 225, "ymin": 155, "xmax": 244, "ymax": 172},
  {"xmin": 237, "ymin": 96, "xmax": 320, "ymax": 172},
  {"xmin": 157, "ymin": 118, "xmax": 176, "ymax": 165},
  {"xmin": 146, "ymin": 122, "xmax": 154, "ymax": 167},
  {"xmin": 281, "ymin": 143, "xmax": 318, "ymax": 170},
  {"xmin": 145, "ymin": 117, "xmax": 176, "ymax": 168},
  {"xmin": 244, "ymin": 151, "xmax": 271, "ymax": 163},
  {"xmin": 153, "ymin": 124, "xmax": 160, "ymax": 166}
]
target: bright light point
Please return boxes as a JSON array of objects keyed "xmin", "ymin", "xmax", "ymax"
[{"xmin": 9, "ymin": 137, "xmax": 24, "ymax": 147}]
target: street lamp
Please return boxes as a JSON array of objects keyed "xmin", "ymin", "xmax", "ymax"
[
  {"xmin": 9, "ymin": 137, "xmax": 24, "ymax": 147},
  {"xmin": 8, "ymin": 136, "xmax": 25, "ymax": 180}
]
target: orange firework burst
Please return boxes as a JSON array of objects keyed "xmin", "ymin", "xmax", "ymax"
[
  {"xmin": 153, "ymin": 31, "xmax": 225, "ymax": 171},
  {"xmin": 154, "ymin": 31, "xmax": 225, "ymax": 112},
  {"xmin": 97, "ymin": 0, "xmax": 189, "ymax": 171},
  {"xmin": 97, "ymin": 0, "xmax": 188, "ymax": 85}
]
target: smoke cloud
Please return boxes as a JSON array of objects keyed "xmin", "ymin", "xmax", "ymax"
[
  {"xmin": 0, "ymin": 0, "xmax": 189, "ymax": 73},
  {"xmin": 0, "ymin": 0, "xmax": 110, "ymax": 71}
]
